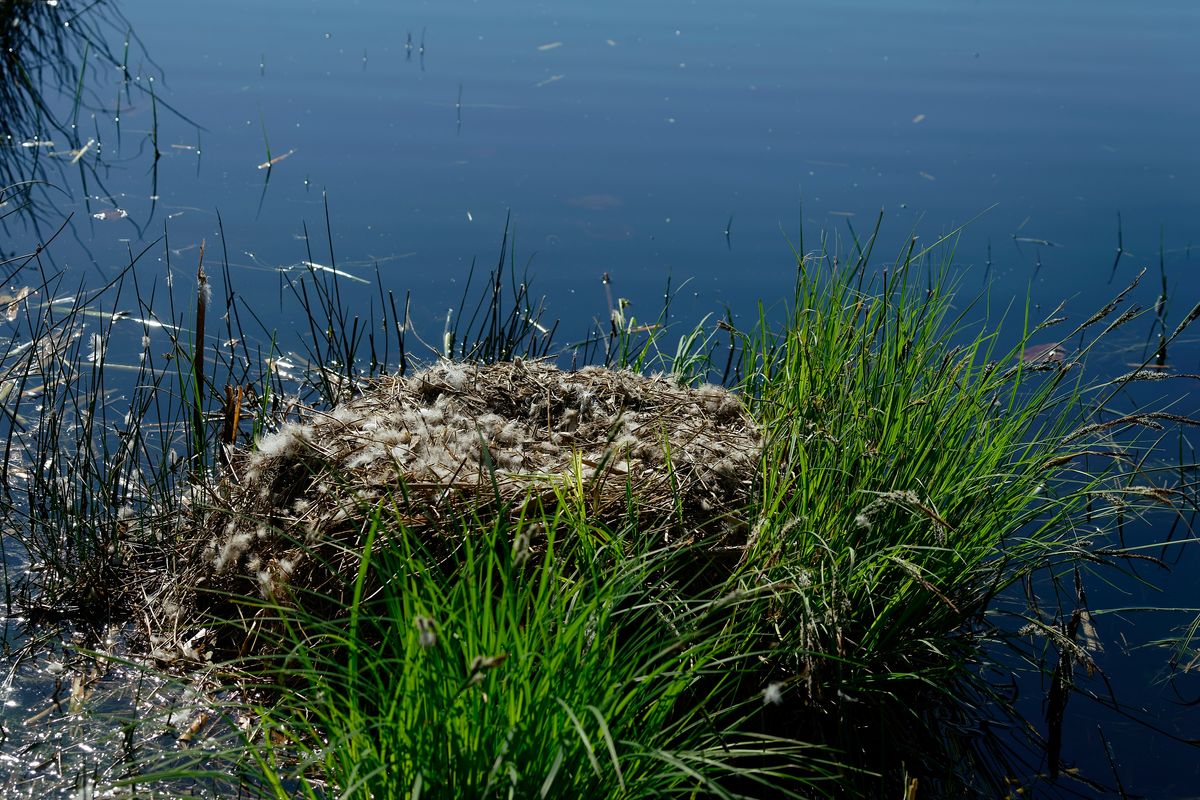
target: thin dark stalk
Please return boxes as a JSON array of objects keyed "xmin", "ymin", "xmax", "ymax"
[{"xmin": 192, "ymin": 240, "xmax": 208, "ymax": 467}]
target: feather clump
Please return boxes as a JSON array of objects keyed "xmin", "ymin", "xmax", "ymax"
[{"xmin": 165, "ymin": 360, "xmax": 762, "ymax": 652}]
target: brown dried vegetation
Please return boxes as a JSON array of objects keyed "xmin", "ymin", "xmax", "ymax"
[{"xmin": 153, "ymin": 360, "xmax": 762, "ymax": 657}]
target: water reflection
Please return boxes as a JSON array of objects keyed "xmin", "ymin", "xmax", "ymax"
[{"xmin": 0, "ymin": 1, "xmax": 193, "ymax": 243}]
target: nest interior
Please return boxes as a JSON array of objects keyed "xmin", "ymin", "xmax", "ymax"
[{"xmin": 153, "ymin": 361, "xmax": 762, "ymax": 658}]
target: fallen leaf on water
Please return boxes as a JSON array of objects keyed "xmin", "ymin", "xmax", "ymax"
[{"xmin": 93, "ymin": 208, "xmax": 129, "ymax": 222}]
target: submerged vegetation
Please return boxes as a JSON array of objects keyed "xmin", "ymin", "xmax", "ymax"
[{"xmin": 2, "ymin": 205, "xmax": 1199, "ymax": 797}]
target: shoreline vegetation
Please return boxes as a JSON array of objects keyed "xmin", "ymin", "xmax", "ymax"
[{"xmin": 3, "ymin": 207, "xmax": 1199, "ymax": 797}]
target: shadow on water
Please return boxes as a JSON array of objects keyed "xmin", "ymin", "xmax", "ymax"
[{"xmin": 0, "ymin": 0, "xmax": 197, "ymax": 252}]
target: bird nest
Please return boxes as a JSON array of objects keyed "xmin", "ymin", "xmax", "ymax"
[{"xmin": 152, "ymin": 361, "xmax": 762, "ymax": 659}]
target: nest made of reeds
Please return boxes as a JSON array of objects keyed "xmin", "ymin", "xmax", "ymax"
[{"xmin": 151, "ymin": 360, "xmax": 762, "ymax": 659}]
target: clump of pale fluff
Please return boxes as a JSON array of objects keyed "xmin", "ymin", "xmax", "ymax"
[
  {"xmin": 495, "ymin": 420, "xmax": 523, "ymax": 446},
  {"xmin": 696, "ymin": 384, "xmax": 725, "ymax": 408},
  {"xmin": 329, "ymin": 405, "xmax": 368, "ymax": 425},
  {"xmin": 255, "ymin": 424, "xmax": 312, "ymax": 458},
  {"xmin": 245, "ymin": 424, "xmax": 313, "ymax": 479},
  {"xmin": 375, "ymin": 427, "xmax": 408, "ymax": 447},
  {"xmin": 442, "ymin": 364, "xmax": 469, "ymax": 391},
  {"xmin": 418, "ymin": 406, "xmax": 445, "ymax": 426},
  {"xmin": 345, "ymin": 444, "xmax": 386, "ymax": 470},
  {"xmin": 213, "ymin": 531, "xmax": 253, "ymax": 573},
  {"xmin": 477, "ymin": 413, "xmax": 505, "ymax": 432}
]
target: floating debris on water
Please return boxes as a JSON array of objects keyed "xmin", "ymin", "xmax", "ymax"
[
  {"xmin": 50, "ymin": 138, "xmax": 96, "ymax": 164},
  {"xmin": 92, "ymin": 208, "xmax": 128, "ymax": 221},
  {"xmin": 3, "ymin": 287, "xmax": 32, "ymax": 321},
  {"xmin": 257, "ymin": 148, "xmax": 296, "ymax": 170},
  {"xmin": 288, "ymin": 260, "xmax": 369, "ymax": 284},
  {"xmin": 1022, "ymin": 341, "xmax": 1065, "ymax": 364}
]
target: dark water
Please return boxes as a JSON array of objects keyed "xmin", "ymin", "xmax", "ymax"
[
  {"xmin": 12, "ymin": 0, "xmax": 1200, "ymax": 331},
  {"xmin": 3, "ymin": 0, "xmax": 1200, "ymax": 794}
]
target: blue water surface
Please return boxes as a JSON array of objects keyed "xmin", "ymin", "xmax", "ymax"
[
  {"xmin": 26, "ymin": 0, "xmax": 1198, "ymax": 333},
  {"xmin": 3, "ymin": 0, "xmax": 1199, "ymax": 794}
]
